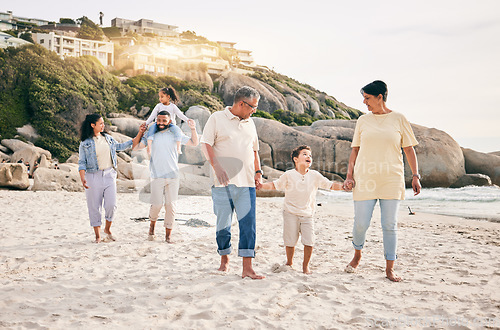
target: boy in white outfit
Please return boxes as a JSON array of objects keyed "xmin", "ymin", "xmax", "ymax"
[{"xmin": 258, "ymin": 145, "xmax": 343, "ymax": 274}]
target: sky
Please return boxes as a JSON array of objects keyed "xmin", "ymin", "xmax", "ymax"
[{"xmin": 5, "ymin": 0, "xmax": 500, "ymax": 152}]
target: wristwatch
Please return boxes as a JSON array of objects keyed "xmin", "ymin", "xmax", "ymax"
[
  {"xmin": 255, "ymin": 170, "xmax": 263, "ymax": 175},
  {"xmin": 412, "ymin": 173, "xmax": 421, "ymax": 179}
]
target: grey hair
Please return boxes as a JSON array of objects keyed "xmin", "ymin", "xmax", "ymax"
[{"xmin": 233, "ymin": 86, "xmax": 260, "ymax": 104}]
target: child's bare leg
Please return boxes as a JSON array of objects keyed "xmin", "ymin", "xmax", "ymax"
[
  {"xmin": 286, "ymin": 246, "xmax": 295, "ymax": 266},
  {"xmin": 93, "ymin": 226, "xmax": 101, "ymax": 243},
  {"xmin": 303, "ymin": 245, "xmax": 313, "ymax": 274},
  {"xmin": 149, "ymin": 220, "xmax": 156, "ymax": 235},
  {"xmin": 165, "ymin": 228, "xmax": 172, "ymax": 243}
]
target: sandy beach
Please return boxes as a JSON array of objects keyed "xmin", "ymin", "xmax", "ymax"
[{"xmin": 1, "ymin": 189, "xmax": 499, "ymax": 329}]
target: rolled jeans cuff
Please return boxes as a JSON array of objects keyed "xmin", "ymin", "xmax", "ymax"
[
  {"xmin": 218, "ymin": 247, "xmax": 232, "ymax": 256},
  {"xmin": 352, "ymin": 241, "xmax": 364, "ymax": 250},
  {"xmin": 238, "ymin": 249, "xmax": 255, "ymax": 258},
  {"xmin": 385, "ymin": 253, "xmax": 397, "ymax": 261}
]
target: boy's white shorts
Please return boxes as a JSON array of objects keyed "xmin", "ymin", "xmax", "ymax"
[{"xmin": 283, "ymin": 210, "xmax": 314, "ymax": 247}]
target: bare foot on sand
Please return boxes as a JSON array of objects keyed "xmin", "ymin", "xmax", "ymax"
[
  {"xmin": 242, "ymin": 269, "xmax": 265, "ymax": 279},
  {"xmin": 386, "ymin": 269, "xmax": 402, "ymax": 282},
  {"xmin": 346, "ymin": 250, "xmax": 362, "ymax": 272},
  {"xmin": 303, "ymin": 265, "xmax": 312, "ymax": 275},
  {"xmin": 218, "ymin": 255, "xmax": 229, "ymax": 272}
]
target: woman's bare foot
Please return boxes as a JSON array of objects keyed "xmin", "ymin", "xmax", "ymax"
[
  {"xmin": 386, "ymin": 269, "xmax": 402, "ymax": 282},
  {"xmin": 93, "ymin": 237, "xmax": 101, "ymax": 243},
  {"xmin": 303, "ymin": 265, "xmax": 312, "ymax": 275},
  {"xmin": 347, "ymin": 249, "xmax": 362, "ymax": 271},
  {"xmin": 218, "ymin": 255, "xmax": 229, "ymax": 272}
]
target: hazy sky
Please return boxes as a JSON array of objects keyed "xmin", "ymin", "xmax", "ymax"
[{"xmin": 5, "ymin": 0, "xmax": 500, "ymax": 152}]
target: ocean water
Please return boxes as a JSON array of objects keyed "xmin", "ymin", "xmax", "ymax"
[{"xmin": 320, "ymin": 186, "xmax": 500, "ymax": 223}]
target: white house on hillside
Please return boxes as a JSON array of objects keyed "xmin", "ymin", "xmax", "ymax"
[
  {"xmin": 112, "ymin": 18, "xmax": 179, "ymax": 37},
  {"xmin": 32, "ymin": 32, "xmax": 114, "ymax": 67},
  {"xmin": 0, "ymin": 11, "xmax": 49, "ymax": 28},
  {"xmin": 0, "ymin": 31, "xmax": 31, "ymax": 48}
]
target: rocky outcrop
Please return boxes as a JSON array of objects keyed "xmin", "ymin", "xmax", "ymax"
[
  {"xmin": 184, "ymin": 106, "xmax": 211, "ymax": 131},
  {"xmin": 32, "ymin": 166, "xmax": 83, "ymax": 192},
  {"xmin": 253, "ymin": 118, "xmax": 348, "ymax": 179},
  {"xmin": 254, "ymin": 118, "xmax": 467, "ymax": 188},
  {"xmin": 406, "ymin": 125, "xmax": 465, "ymax": 187},
  {"xmin": 178, "ymin": 145, "xmax": 205, "ymax": 166},
  {"xmin": 116, "ymin": 162, "xmax": 150, "ymax": 181},
  {"xmin": 450, "ymin": 173, "xmax": 492, "ymax": 188},
  {"xmin": 0, "ymin": 151, "xmax": 10, "ymax": 161},
  {"xmin": 462, "ymin": 148, "xmax": 500, "ymax": 186},
  {"xmin": 178, "ymin": 171, "xmax": 212, "ymax": 196},
  {"xmin": 108, "ymin": 116, "xmax": 144, "ymax": 138},
  {"xmin": 0, "ymin": 163, "xmax": 30, "ymax": 189},
  {"xmin": 16, "ymin": 124, "xmax": 40, "ymax": 142},
  {"xmin": 215, "ymin": 72, "xmax": 287, "ymax": 113},
  {"xmin": 1, "ymin": 139, "xmax": 52, "ymax": 174}
]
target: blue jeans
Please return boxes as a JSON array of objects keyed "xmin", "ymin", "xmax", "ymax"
[
  {"xmin": 211, "ymin": 185, "xmax": 256, "ymax": 258},
  {"xmin": 352, "ymin": 199, "xmax": 400, "ymax": 260}
]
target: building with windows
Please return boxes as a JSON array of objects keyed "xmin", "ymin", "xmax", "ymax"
[
  {"xmin": 115, "ymin": 41, "xmax": 229, "ymax": 77},
  {"xmin": 217, "ymin": 41, "xmax": 255, "ymax": 67},
  {"xmin": 0, "ymin": 11, "xmax": 49, "ymax": 29},
  {"xmin": 112, "ymin": 18, "xmax": 179, "ymax": 37},
  {"xmin": 0, "ymin": 31, "xmax": 31, "ymax": 48},
  {"xmin": 32, "ymin": 32, "xmax": 114, "ymax": 67}
]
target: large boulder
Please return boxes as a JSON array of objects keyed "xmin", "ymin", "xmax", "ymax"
[
  {"xmin": 405, "ymin": 125, "xmax": 465, "ymax": 187},
  {"xmin": 258, "ymin": 140, "xmax": 273, "ymax": 168},
  {"xmin": 215, "ymin": 72, "xmax": 287, "ymax": 113},
  {"xmin": 450, "ymin": 173, "xmax": 492, "ymax": 188},
  {"xmin": 462, "ymin": 148, "xmax": 500, "ymax": 186},
  {"xmin": 184, "ymin": 106, "xmax": 211, "ymax": 131},
  {"xmin": 2, "ymin": 139, "xmax": 52, "ymax": 174},
  {"xmin": 0, "ymin": 163, "xmax": 30, "ymax": 189},
  {"xmin": 116, "ymin": 162, "xmax": 150, "ymax": 180},
  {"xmin": 65, "ymin": 153, "xmax": 79, "ymax": 164},
  {"xmin": 179, "ymin": 144, "xmax": 205, "ymax": 166},
  {"xmin": 286, "ymin": 95, "xmax": 305, "ymax": 114},
  {"xmin": 16, "ymin": 124, "xmax": 40, "ymax": 142},
  {"xmin": 253, "ymin": 118, "xmax": 347, "ymax": 178},
  {"xmin": 32, "ymin": 166, "xmax": 83, "ymax": 192},
  {"xmin": 178, "ymin": 171, "xmax": 212, "ymax": 196},
  {"xmin": 108, "ymin": 116, "xmax": 143, "ymax": 138},
  {"xmin": 0, "ymin": 151, "xmax": 10, "ymax": 162}
]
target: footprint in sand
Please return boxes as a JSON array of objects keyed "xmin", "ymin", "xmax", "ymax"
[{"xmin": 271, "ymin": 263, "xmax": 294, "ymax": 273}]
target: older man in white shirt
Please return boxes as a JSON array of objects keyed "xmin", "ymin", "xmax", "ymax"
[{"xmin": 201, "ymin": 86, "xmax": 265, "ymax": 279}]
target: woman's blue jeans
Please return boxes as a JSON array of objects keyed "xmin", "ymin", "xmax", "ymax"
[{"xmin": 352, "ymin": 199, "xmax": 400, "ymax": 260}]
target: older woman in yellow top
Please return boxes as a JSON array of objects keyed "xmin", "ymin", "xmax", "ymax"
[{"xmin": 343, "ymin": 80, "xmax": 421, "ymax": 282}]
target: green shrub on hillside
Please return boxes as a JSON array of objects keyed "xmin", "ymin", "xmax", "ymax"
[{"xmin": 0, "ymin": 44, "xmax": 133, "ymax": 160}]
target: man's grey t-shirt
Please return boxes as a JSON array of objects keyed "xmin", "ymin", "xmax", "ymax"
[{"xmin": 149, "ymin": 129, "xmax": 190, "ymax": 179}]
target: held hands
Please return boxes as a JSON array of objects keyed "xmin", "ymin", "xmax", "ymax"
[
  {"xmin": 343, "ymin": 177, "xmax": 355, "ymax": 191},
  {"xmin": 139, "ymin": 123, "xmax": 147, "ymax": 134},
  {"xmin": 255, "ymin": 172, "xmax": 263, "ymax": 190},
  {"xmin": 187, "ymin": 119, "xmax": 196, "ymax": 130}
]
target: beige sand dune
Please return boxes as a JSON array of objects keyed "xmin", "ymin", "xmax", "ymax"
[{"xmin": 1, "ymin": 190, "xmax": 499, "ymax": 329}]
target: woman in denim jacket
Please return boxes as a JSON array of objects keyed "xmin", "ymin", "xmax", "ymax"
[{"xmin": 78, "ymin": 113, "xmax": 145, "ymax": 243}]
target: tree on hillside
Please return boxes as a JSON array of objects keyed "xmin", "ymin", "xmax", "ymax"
[
  {"xmin": 59, "ymin": 18, "xmax": 76, "ymax": 25},
  {"xmin": 76, "ymin": 16, "xmax": 104, "ymax": 41},
  {"xmin": 102, "ymin": 27, "xmax": 121, "ymax": 38}
]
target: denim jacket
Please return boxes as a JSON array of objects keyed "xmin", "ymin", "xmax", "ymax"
[{"xmin": 78, "ymin": 134, "xmax": 133, "ymax": 173}]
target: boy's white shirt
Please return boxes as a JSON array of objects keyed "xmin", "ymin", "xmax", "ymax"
[{"xmin": 273, "ymin": 169, "xmax": 333, "ymax": 217}]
